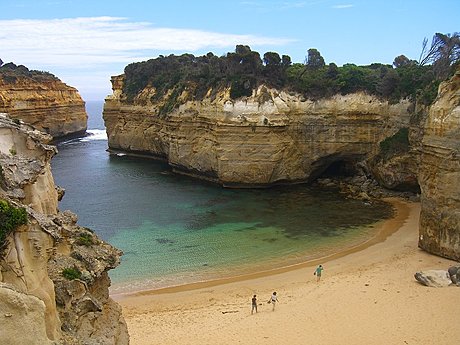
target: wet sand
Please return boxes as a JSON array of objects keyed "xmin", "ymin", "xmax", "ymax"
[{"xmin": 113, "ymin": 200, "xmax": 459, "ymax": 345}]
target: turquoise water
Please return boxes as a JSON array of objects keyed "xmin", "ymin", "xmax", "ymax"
[{"xmin": 51, "ymin": 101, "xmax": 394, "ymax": 293}]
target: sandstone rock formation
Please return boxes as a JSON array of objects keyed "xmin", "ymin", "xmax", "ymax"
[
  {"xmin": 0, "ymin": 114, "xmax": 128, "ymax": 344},
  {"xmin": 369, "ymin": 152, "xmax": 420, "ymax": 192},
  {"xmin": 0, "ymin": 66, "xmax": 87, "ymax": 138},
  {"xmin": 104, "ymin": 76, "xmax": 412, "ymax": 187},
  {"xmin": 0, "ymin": 283, "xmax": 54, "ymax": 345},
  {"xmin": 418, "ymin": 68, "xmax": 460, "ymax": 261}
]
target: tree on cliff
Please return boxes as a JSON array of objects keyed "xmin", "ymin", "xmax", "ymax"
[
  {"xmin": 281, "ymin": 55, "xmax": 292, "ymax": 67},
  {"xmin": 228, "ymin": 45, "xmax": 263, "ymax": 76},
  {"xmin": 263, "ymin": 52, "xmax": 286, "ymax": 87},
  {"xmin": 393, "ymin": 55, "xmax": 413, "ymax": 68},
  {"xmin": 305, "ymin": 48, "xmax": 325, "ymax": 69},
  {"xmin": 227, "ymin": 45, "xmax": 262, "ymax": 98},
  {"xmin": 263, "ymin": 52, "xmax": 281, "ymax": 66},
  {"xmin": 419, "ymin": 32, "xmax": 460, "ymax": 80},
  {"xmin": 295, "ymin": 48, "xmax": 326, "ymax": 85}
]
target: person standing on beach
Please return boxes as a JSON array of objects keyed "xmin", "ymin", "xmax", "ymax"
[
  {"xmin": 268, "ymin": 292, "xmax": 278, "ymax": 311},
  {"xmin": 314, "ymin": 264, "xmax": 324, "ymax": 282},
  {"xmin": 251, "ymin": 295, "xmax": 258, "ymax": 314}
]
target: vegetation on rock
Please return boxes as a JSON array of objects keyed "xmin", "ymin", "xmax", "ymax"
[
  {"xmin": 0, "ymin": 199, "xmax": 28, "ymax": 257},
  {"xmin": 378, "ymin": 128, "xmax": 410, "ymax": 160},
  {"xmin": 61, "ymin": 267, "xmax": 82, "ymax": 280},
  {"xmin": 419, "ymin": 32, "xmax": 460, "ymax": 80},
  {"xmin": 0, "ymin": 62, "xmax": 58, "ymax": 84},
  {"xmin": 121, "ymin": 32, "xmax": 459, "ymax": 111},
  {"xmin": 76, "ymin": 232, "xmax": 94, "ymax": 246}
]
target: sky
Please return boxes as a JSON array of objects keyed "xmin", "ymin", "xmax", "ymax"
[{"xmin": 1, "ymin": 0, "xmax": 459, "ymax": 101}]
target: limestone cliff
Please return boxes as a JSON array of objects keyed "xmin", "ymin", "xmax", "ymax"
[
  {"xmin": 0, "ymin": 114, "xmax": 128, "ymax": 344},
  {"xmin": 0, "ymin": 65, "xmax": 87, "ymax": 138},
  {"xmin": 104, "ymin": 76, "xmax": 412, "ymax": 187},
  {"xmin": 418, "ymin": 69, "xmax": 460, "ymax": 261}
]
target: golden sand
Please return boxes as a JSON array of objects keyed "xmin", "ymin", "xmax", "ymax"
[{"xmin": 113, "ymin": 200, "xmax": 459, "ymax": 345}]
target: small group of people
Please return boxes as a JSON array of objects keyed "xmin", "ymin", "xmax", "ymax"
[
  {"xmin": 250, "ymin": 265, "xmax": 324, "ymax": 314},
  {"xmin": 251, "ymin": 291, "xmax": 279, "ymax": 314}
]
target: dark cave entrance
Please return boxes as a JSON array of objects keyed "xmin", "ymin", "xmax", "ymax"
[
  {"xmin": 321, "ymin": 160, "xmax": 357, "ymax": 178},
  {"xmin": 309, "ymin": 155, "xmax": 364, "ymax": 182}
]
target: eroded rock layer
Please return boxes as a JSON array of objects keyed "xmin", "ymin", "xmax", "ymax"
[
  {"xmin": 418, "ymin": 69, "xmax": 460, "ymax": 261},
  {"xmin": 0, "ymin": 114, "xmax": 129, "ymax": 344},
  {"xmin": 103, "ymin": 76, "xmax": 412, "ymax": 187},
  {"xmin": 0, "ymin": 76, "xmax": 87, "ymax": 138}
]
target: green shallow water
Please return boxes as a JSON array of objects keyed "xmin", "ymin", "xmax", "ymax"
[
  {"xmin": 51, "ymin": 101, "xmax": 394, "ymax": 293},
  {"xmin": 106, "ymin": 182, "xmax": 393, "ymax": 293}
]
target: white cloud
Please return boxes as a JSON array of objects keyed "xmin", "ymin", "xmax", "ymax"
[
  {"xmin": 332, "ymin": 4, "xmax": 354, "ymax": 9},
  {"xmin": 240, "ymin": 1, "xmax": 326, "ymax": 10},
  {"xmin": 0, "ymin": 16, "xmax": 295, "ymax": 99},
  {"xmin": 1, "ymin": 17, "xmax": 294, "ymax": 68},
  {"xmin": 281, "ymin": 2, "xmax": 308, "ymax": 9}
]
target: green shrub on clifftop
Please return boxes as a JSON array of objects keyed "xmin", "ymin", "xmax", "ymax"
[
  {"xmin": 0, "ymin": 62, "xmax": 58, "ymax": 83},
  {"xmin": 122, "ymin": 32, "xmax": 460, "ymax": 107},
  {"xmin": 122, "ymin": 45, "xmax": 442, "ymax": 107}
]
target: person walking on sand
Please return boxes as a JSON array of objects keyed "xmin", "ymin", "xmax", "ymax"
[
  {"xmin": 268, "ymin": 291, "xmax": 278, "ymax": 311},
  {"xmin": 314, "ymin": 264, "xmax": 324, "ymax": 282},
  {"xmin": 251, "ymin": 294, "xmax": 258, "ymax": 314}
]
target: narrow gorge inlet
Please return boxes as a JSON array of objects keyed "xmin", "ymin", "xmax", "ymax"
[{"xmin": 1, "ymin": 6, "xmax": 459, "ymax": 342}]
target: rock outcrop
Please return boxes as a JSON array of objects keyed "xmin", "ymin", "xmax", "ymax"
[
  {"xmin": 448, "ymin": 266, "xmax": 460, "ymax": 284},
  {"xmin": 369, "ymin": 152, "xmax": 420, "ymax": 192},
  {"xmin": 414, "ymin": 270, "xmax": 455, "ymax": 287},
  {"xmin": 418, "ymin": 69, "xmax": 460, "ymax": 261},
  {"xmin": 0, "ymin": 114, "xmax": 128, "ymax": 344},
  {"xmin": 104, "ymin": 76, "xmax": 412, "ymax": 187},
  {"xmin": 0, "ymin": 66, "xmax": 87, "ymax": 138}
]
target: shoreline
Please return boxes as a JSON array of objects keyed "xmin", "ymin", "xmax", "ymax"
[
  {"xmin": 111, "ymin": 198, "xmax": 406, "ymax": 298},
  {"xmin": 114, "ymin": 199, "xmax": 460, "ymax": 345}
]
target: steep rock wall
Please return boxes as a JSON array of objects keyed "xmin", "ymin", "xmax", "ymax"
[
  {"xmin": 104, "ymin": 76, "xmax": 412, "ymax": 186},
  {"xmin": 0, "ymin": 77, "xmax": 87, "ymax": 138},
  {"xmin": 418, "ymin": 69, "xmax": 460, "ymax": 261},
  {"xmin": 0, "ymin": 115, "xmax": 129, "ymax": 344},
  {"xmin": 0, "ymin": 283, "xmax": 54, "ymax": 345}
]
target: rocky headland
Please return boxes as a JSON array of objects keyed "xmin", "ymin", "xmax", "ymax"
[
  {"xmin": 0, "ymin": 114, "xmax": 128, "ymax": 344},
  {"xmin": 0, "ymin": 63, "xmax": 87, "ymax": 138},
  {"xmin": 104, "ymin": 79, "xmax": 413, "ymax": 187}
]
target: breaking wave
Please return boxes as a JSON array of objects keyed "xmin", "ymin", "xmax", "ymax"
[{"xmin": 80, "ymin": 129, "xmax": 107, "ymax": 142}]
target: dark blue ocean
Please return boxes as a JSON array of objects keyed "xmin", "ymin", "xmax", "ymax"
[{"xmin": 51, "ymin": 101, "xmax": 393, "ymax": 292}]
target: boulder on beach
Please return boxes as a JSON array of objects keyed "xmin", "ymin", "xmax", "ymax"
[{"xmin": 414, "ymin": 267, "xmax": 460, "ymax": 287}]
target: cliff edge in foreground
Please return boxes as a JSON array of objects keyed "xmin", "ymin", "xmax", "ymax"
[{"xmin": 0, "ymin": 114, "xmax": 128, "ymax": 344}]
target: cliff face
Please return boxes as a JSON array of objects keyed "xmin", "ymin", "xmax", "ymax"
[
  {"xmin": 0, "ymin": 114, "xmax": 128, "ymax": 344},
  {"xmin": 104, "ymin": 76, "xmax": 412, "ymax": 186},
  {"xmin": 0, "ymin": 75, "xmax": 87, "ymax": 138},
  {"xmin": 418, "ymin": 69, "xmax": 460, "ymax": 261}
]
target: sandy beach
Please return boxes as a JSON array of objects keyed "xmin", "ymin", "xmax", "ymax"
[{"xmin": 113, "ymin": 199, "xmax": 459, "ymax": 345}]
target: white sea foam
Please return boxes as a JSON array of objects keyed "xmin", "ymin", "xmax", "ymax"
[{"xmin": 80, "ymin": 129, "xmax": 108, "ymax": 141}]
